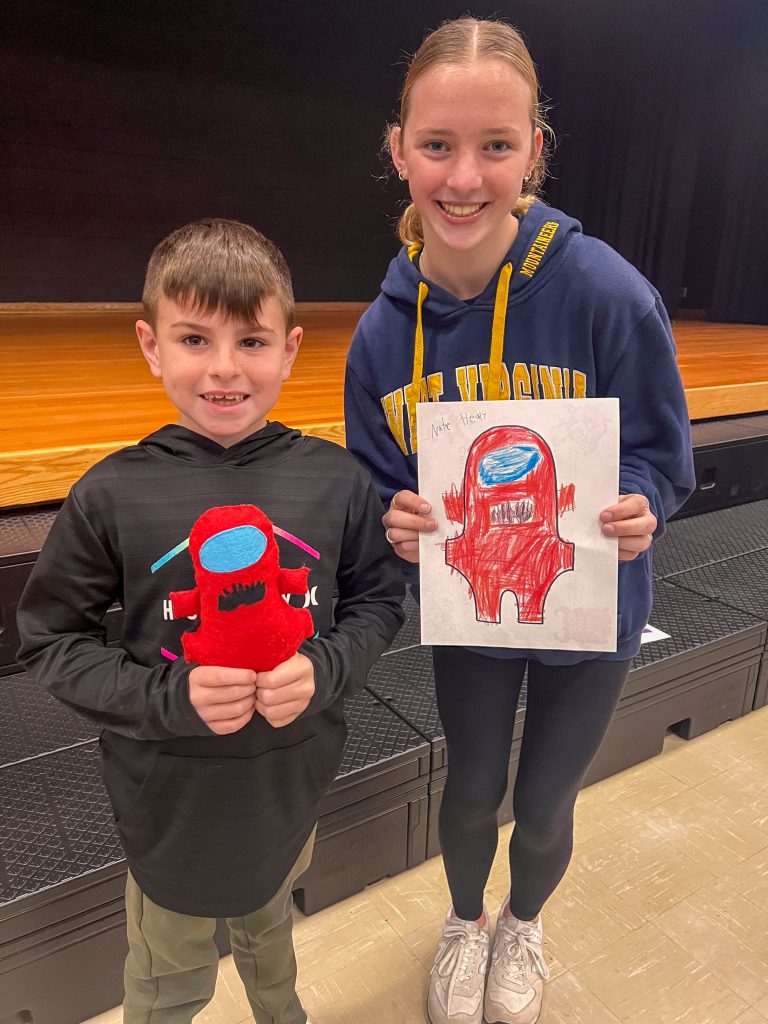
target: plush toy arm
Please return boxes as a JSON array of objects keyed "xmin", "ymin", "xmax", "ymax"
[
  {"xmin": 169, "ymin": 588, "xmax": 201, "ymax": 618},
  {"xmin": 278, "ymin": 566, "xmax": 310, "ymax": 595}
]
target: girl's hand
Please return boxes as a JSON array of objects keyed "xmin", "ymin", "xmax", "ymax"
[
  {"xmin": 382, "ymin": 489, "xmax": 438, "ymax": 564},
  {"xmin": 600, "ymin": 493, "xmax": 657, "ymax": 561}
]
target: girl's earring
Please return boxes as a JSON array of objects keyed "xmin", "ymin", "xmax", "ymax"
[
  {"xmin": 398, "ymin": 168, "xmax": 407, "ymax": 181},
  {"xmin": 523, "ymin": 173, "xmax": 532, "ymax": 184}
]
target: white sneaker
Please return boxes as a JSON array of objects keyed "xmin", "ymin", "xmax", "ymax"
[
  {"xmin": 484, "ymin": 899, "xmax": 549, "ymax": 1024},
  {"xmin": 427, "ymin": 906, "xmax": 490, "ymax": 1024}
]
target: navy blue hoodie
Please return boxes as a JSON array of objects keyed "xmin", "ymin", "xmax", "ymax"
[{"xmin": 345, "ymin": 202, "xmax": 695, "ymax": 664}]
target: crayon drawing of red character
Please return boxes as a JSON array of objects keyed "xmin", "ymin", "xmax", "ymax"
[{"xmin": 444, "ymin": 426, "xmax": 574, "ymax": 624}]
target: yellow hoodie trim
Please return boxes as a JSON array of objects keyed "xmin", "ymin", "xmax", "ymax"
[
  {"xmin": 407, "ymin": 242, "xmax": 422, "ymax": 262},
  {"xmin": 404, "ymin": 280, "xmax": 429, "ymax": 452},
  {"xmin": 487, "ymin": 262, "xmax": 513, "ymax": 400},
  {"xmin": 412, "ymin": 281, "xmax": 429, "ymax": 396},
  {"xmin": 405, "ymin": 251, "xmax": 512, "ymax": 451}
]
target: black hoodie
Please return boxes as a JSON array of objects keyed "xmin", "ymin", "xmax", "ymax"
[{"xmin": 17, "ymin": 422, "xmax": 404, "ymax": 916}]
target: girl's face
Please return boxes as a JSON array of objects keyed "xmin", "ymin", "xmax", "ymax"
[{"xmin": 394, "ymin": 60, "xmax": 543, "ymax": 263}]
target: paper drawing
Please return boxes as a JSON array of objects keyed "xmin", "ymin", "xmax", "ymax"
[
  {"xmin": 443, "ymin": 425, "xmax": 575, "ymax": 625},
  {"xmin": 417, "ymin": 400, "xmax": 619, "ymax": 651}
]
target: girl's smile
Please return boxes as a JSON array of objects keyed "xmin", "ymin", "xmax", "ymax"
[{"xmin": 436, "ymin": 201, "xmax": 489, "ymax": 221}]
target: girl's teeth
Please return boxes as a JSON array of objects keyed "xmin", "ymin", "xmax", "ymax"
[
  {"xmin": 441, "ymin": 202, "xmax": 483, "ymax": 217},
  {"xmin": 205, "ymin": 394, "xmax": 245, "ymax": 403}
]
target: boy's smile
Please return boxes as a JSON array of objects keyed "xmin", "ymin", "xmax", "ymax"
[{"xmin": 136, "ymin": 294, "xmax": 301, "ymax": 447}]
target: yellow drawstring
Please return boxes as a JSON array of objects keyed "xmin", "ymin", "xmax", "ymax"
[
  {"xmin": 412, "ymin": 280, "xmax": 428, "ymax": 399},
  {"xmin": 487, "ymin": 262, "xmax": 513, "ymax": 401},
  {"xmin": 405, "ymin": 280, "xmax": 429, "ymax": 452},
  {"xmin": 407, "ymin": 251, "xmax": 513, "ymax": 449}
]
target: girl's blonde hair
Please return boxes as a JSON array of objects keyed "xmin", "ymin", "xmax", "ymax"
[{"xmin": 391, "ymin": 17, "xmax": 552, "ymax": 246}]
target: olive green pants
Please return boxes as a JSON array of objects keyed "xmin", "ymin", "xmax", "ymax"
[{"xmin": 123, "ymin": 828, "xmax": 315, "ymax": 1024}]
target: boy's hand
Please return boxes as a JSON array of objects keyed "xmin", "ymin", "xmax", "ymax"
[
  {"xmin": 255, "ymin": 652, "xmax": 315, "ymax": 728},
  {"xmin": 188, "ymin": 665, "xmax": 257, "ymax": 734},
  {"xmin": 381, "ymin": 489, "xmax": 437, "ymax": 564}
]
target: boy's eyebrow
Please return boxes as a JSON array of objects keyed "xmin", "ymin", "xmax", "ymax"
[{"xmin": 171, "ymin": 320, "xmax": 277, "ymax": 335}]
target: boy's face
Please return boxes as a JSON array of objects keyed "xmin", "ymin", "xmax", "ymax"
[{"xmin": 136, "ymin": 294, "xmax": 301, "ymax": 447}]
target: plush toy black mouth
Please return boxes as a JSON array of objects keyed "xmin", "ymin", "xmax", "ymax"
[{"xmin": 218, "ymin": 580, "xmax": 266, "ymax": 612}]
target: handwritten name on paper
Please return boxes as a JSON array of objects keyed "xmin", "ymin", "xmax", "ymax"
[
  {"xmin": 431, "ymin": 415, "xmax": 452, "ymax": 438},
  {"xmin": 430, "ymin": 409, "xmax": 488, "ymax": 439}
]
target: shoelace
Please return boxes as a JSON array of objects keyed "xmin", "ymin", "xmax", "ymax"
[
  {"xmin": 497, "ymin": 926, "xmax": 550, "ymax": 986},
  {"xmin": 432, "ymin": 922, "xmax": 488, "ymax": 991}
]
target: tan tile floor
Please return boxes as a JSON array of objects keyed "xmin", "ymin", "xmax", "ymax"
[{"xmin": 83, "ymin": 706, "xmax": 768, "ymax": 1024}]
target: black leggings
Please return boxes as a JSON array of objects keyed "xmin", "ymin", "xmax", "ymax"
[{"xmin": 434, "ymin": 647, "xmax": 630, "ymax": 922}]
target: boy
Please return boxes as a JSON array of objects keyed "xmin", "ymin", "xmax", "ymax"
[{"xmin": 16, "ymin": 219, "xmax": 405, "ymax": 1024}]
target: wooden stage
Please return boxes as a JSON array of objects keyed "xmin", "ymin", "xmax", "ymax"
[{"xmin": 2, "ymin": 304, "xmax": 768, "ymax": 509}]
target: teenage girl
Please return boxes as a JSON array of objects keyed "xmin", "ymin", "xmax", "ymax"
[{"xmin": 344, "ymin": 17, "xmax": 694, "ymax": 1024}]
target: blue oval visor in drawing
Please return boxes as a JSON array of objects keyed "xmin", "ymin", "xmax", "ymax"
[
  {"xmin": 479, "ymin": 445, "xmax": 542, "ymax": 486},
  {"xmin": 199, "ymin": 525, "xmax": 267, "ymax": 573}
]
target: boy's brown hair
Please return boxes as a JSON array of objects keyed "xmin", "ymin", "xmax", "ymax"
[{"xmin": 142, "ymin": 218, "xmax": 295, "ymax": 330}]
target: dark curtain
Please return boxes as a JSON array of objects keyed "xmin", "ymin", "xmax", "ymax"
[
  {"xmin": 540, "ymin": 2, "xmax": 713, "ymax": 316},
  {"xmin": 0, "ymin": 0, "xmax": 765, "ymax": 319},
  {"xmin": 709, "ymin": 4, "xmax": 768, "ymax": 323}
]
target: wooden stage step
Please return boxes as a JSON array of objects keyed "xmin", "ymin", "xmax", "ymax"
[{"xmin": 2, "ymin": 304, "xmax": 768, "ymax": 508}]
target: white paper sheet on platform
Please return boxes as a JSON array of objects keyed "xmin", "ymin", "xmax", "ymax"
[
  {"xmin": 417, "ymin": 399, "xmax": 620, "ymax": 651},
  {"xmin": 640, "ymin": 623, "xmax": 671, "ymax": 645}
]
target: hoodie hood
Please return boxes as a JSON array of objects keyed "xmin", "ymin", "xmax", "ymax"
[
  {"xmin": 380, "ymin": 202, "xmax": 582, "ymax": 401},
  {"xmin": 138, "ymin": 420, "xmax": 302, "ymax": 467}
]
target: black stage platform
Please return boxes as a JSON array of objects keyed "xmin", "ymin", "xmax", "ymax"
[
  {"xmin": 293, "ymin": 687, "xmax": 430, "ymax": 914},
  {"xmin": 675, "ymin": 413, "xmax": 768, "ymax": 518},
  {"xmin": 654, "ymin": 497, "xmax": 768, "ymax": 579},
  {"xmin": 0, "ymin": 658, "xmax": 126, "ymax": 1024},
  {"xmin": 0, "ymin": 509, "xmax": 58, "ymax": 678},
  {"xmin": 661, "ymin": 547, "xmax": 768, "ymax": 710},
  {"xmin": 0, "ymin": 508, "xmax": 122, "ymax": 679},
  {"xmin": 2, "ymin": 447, "xmax": 768, "ymax": 1022}
]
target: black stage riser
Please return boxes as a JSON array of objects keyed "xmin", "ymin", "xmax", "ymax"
[{"xmin": 674, "ymin": 414, "xmax": 768, "ymax": 518}]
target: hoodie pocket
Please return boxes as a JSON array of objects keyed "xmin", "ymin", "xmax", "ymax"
[
  {"xmin": 117, "ymin": 732, "xmax": 339, "ymax": 875},
  {"xmin": 616, "ymin": 555, "xmax": 653, "ymax": 646}
]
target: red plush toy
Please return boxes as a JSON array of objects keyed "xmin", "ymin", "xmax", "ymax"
[{"xmin": 169, "ymin": 504, "xmax": 314, "ymax": 671}]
